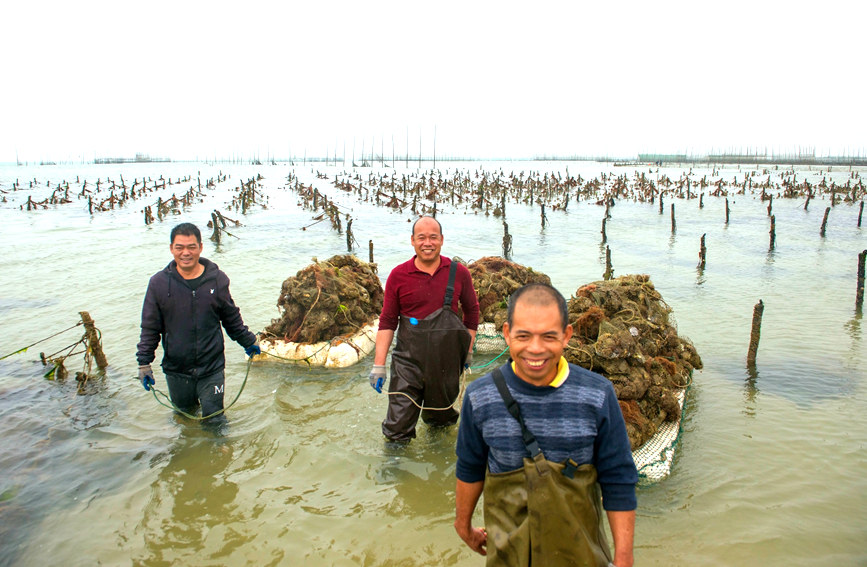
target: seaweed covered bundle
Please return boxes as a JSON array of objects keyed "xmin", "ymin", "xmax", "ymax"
[
  {"xmin": 564, "ymin": 274, "xmax": 702, "ymax": 450},
  {"xmin": 467, "ymin": 256, "xmax": 551, "ymax": 331},
  {"xmin": 262, "ymin": 255, "xmax": 383, "ymax": 344}
]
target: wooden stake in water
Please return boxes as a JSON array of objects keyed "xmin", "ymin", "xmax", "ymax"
[
  {"xmin": 79, "ymin": 311, "xmax": 108, "ymax": 370},
  {"xmin": 601, "ymin": 217, "xmax": 607, "ymax": 244},
  {"xmin": 820, "ymin": 207, "xmax": 830, "ymax": 237},
  {"xmin": 725, "ymin": 197, "xmax": 730, "ymax": 224},
  {"xmin": 697, "ymin": 233, "xmax": 706, "ymax": 269},
  {"xmin": 369, "ymin": 240, "xmax": 374, "ymax": 263},
  {"xmin": 856, "ymin": 250, "xmax": 866, "ymax": 312},
  {"xmin": 210, "ymin": 212, "xmax": 221, "ymax": 243},
  {"xmin": 603, "ymin": 246, "xmax": 613, "ymax": 281},
  {"xmin": 671, "ymin": 203, "xmax": 676, "ymax": 233},
  {"xmin": 858, "ymin": 201, "xmax": 864, "ymax": 228},
  {"xmin": 346, "ymin": 218, "xmax": 354, "ymax": 252},
  {"xmin": 747, "ymin": 300, "xmax": 764, "ymax": 367},
  {"xmin": 769, "ymin": 215, "xmax": 776, "ymax": 250}
]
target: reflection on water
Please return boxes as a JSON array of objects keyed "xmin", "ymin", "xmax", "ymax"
[
  {"xmin": 137, "ymin": 432, "xmax": 243, "ymax": 565},
  {"xmin": 0, "ymin": 161, "xmax": 865, "ymax": 566},
  {"xmin": 744, "ymin": 365, "xmax": 760, "ymax": 417}
]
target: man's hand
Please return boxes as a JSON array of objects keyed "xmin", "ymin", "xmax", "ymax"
[
  {"xmin": 139, "ymin": 365, "xmax": 155, "ymax": 391},
  {"xmin": 369, "ymin": 365, "xmax": 386, "ymax": 393},
  {"xmin": 244, "ymin": 338, "xmax": 261, "ymax": 357},
  {"xmin": 454, "ymin": 523, "xmax": 487, "ymax": 556},
  {"xmin": 464, "ymin": 351, "xmax": 473, "ymax": 371}
]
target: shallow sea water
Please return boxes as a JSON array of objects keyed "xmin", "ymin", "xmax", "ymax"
[{"xmin": 0, "ymin": 160, "xmax": 864, "ymax": 566}]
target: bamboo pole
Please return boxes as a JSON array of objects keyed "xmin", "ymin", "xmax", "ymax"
[
  {"xmin": 857, "ymin": 250, "xmax": 866, "ymax": 312},
  {"xmin": 746, "ymin": 300, "xmax": 764, "ymax": 367},
  {"xmin": 369, "ymin": 240, "xmax": 374, "ymax": 263}
]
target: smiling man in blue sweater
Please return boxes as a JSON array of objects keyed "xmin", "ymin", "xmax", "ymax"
[{"xmin": 454, "ymin": 283, "xmax": 638, "ymax": 567}]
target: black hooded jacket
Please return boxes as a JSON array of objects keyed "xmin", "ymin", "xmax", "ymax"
[{"xmin": 136, "ymin": 257, "xmax": 256, "ymax": 377}]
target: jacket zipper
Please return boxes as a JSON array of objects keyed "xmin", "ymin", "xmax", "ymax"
[{"xmin": 191, "ymin": 289, "xmax": 198, "ymax": 375}]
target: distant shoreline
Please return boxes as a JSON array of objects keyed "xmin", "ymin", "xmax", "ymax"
[{"xmin": 4, "ymin": 154, "xmax": 867, "ymax": 167}]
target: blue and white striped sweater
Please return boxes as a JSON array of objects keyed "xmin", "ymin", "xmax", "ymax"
[{"xmin": 456, "ymin": 361, "xmax": 638, "ymax": 511}]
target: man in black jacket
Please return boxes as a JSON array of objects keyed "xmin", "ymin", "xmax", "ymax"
[{"xmin": 136, "ymin": 223, "xmax": 260, "ymax": 419}]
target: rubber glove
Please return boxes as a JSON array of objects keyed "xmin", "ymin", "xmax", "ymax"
[
  {"xmin": 369, "ymin": 365, "xmax": 386, "ymax": 393},
  {"xmin": 139, "ymin": 364, "xmax": 155, "ymax": 391},
  {"xmin": 464, "ymin": 351, "xmax": 473, "ymax": 370},
  {"xmin": 245, "ymin": 338, "xmax": 261, "ymax": 357}
]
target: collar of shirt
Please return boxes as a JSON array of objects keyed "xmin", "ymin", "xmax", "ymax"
[
  {"xmin": 409, "ymin": 254, "xmax": 448, "ymax": 275},
  {"xmin": 510, "ymin": 356, "xmax": 570, "ymax": 388}
]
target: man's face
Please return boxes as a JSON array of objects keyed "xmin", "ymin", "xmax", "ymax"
[
  {"xmin": 503, "ymin": 300, "xmax": 573, "ymax": 386},
  {"xmin": 170, "ymin": 234, "xmax": 203, "ymax": 271},
  {"xmin": 411, "ymin": 218, "xmax": 443, "ymax": 263}
]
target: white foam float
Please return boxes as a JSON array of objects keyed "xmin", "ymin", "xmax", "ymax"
[{"xmin": 251, "ymin": 319, "xmax": 378, "ymax": 368}]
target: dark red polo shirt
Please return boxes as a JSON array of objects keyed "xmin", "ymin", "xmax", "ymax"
[{"xmin": 378, "ymin": 255, "xmax": 480, "ymax": 332}]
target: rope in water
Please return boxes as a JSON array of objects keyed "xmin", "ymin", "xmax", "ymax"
[
  {"xmin": 142, "ymin": 345, "xmax": 511, "ymax": 418},
  {"xmin": 142, "ymin": 348, "xmax": 344, "ymax": 419},
  {"xmin": 145, "ymin": 357, "xmax": 253, "ymax": 420},
  {"xmin": 384, "ymin": 345, "xmax": 510, "ymax": 411},
  {"xmin": 0, "ymin": 321, "xmax": 84, "ymax": 361}
]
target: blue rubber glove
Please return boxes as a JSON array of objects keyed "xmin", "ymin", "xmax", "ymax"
[
  {"xmin": 369, "ymin": 365, "xmax": 386, "ymax": 393},
  {"xmin": 464, "ymin": 351, "xmax": 473, "ymax": 371},
  {"xmin": 139, "ymin": 364, "xmax": 155, "ymax": 391},
  {"xmin": 245, "ymin": 338, "xmax": 261, "ymax": 357}
]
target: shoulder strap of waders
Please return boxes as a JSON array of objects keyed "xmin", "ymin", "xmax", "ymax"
[
  {"xmin": 442, "ymin": 259, "xmax": 458, "ymax": 309},
  {"xmin": 492, "ymin": 368, "xmax": 542, "ymax": 458}
]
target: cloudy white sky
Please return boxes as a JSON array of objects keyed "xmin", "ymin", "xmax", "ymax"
[{"xmin": 2, "ymin": 0, "xmax": 864, "ymax": 162}]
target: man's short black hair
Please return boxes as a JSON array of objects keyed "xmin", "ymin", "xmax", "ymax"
[
  {"xmin": 411, "ymin": 216, "xmax": 442, "ymax": 236},
  {"xmin": 507, "ymin": 283, "xmax": 569, "ymax": 331},
  {"xmin": 170, "ymin": 223, "xmax": 202, "ymax": 244}
]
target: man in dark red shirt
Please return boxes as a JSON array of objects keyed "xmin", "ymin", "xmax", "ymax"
[{"xmin": 369, "ymin": 216, "xmax": 480, "ymax": 442}]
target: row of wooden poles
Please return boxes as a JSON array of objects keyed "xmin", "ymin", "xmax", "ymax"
[
  {"xmin": 9, "ymin": 171, "xmax": 254, "ymax": 227},
  {"xmin": 302, "ymin": 165, "xmax": 865, "ymax": 279},
  {"xmin": 16, "ymin": 174, "xmax": 197, "ymax": 214},
  {"xmin": 294, "ymin": 164, "xmax": 867, "ymax": 308},
  {"xmin": 295, "ymin": 166, "xmax": 867, "ymax": 372},
  {"xmin": 207, "ymin": 175, "xmax": 269, "ymax": 244}
]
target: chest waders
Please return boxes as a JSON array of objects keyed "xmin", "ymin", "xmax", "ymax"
[
  {"xmin": 382, "ymin": 261, "xmax": 472, "ymax": 441},
  {"xmin": 483, "ymin": 368, "xmax": 613, "ymax": 567}
]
